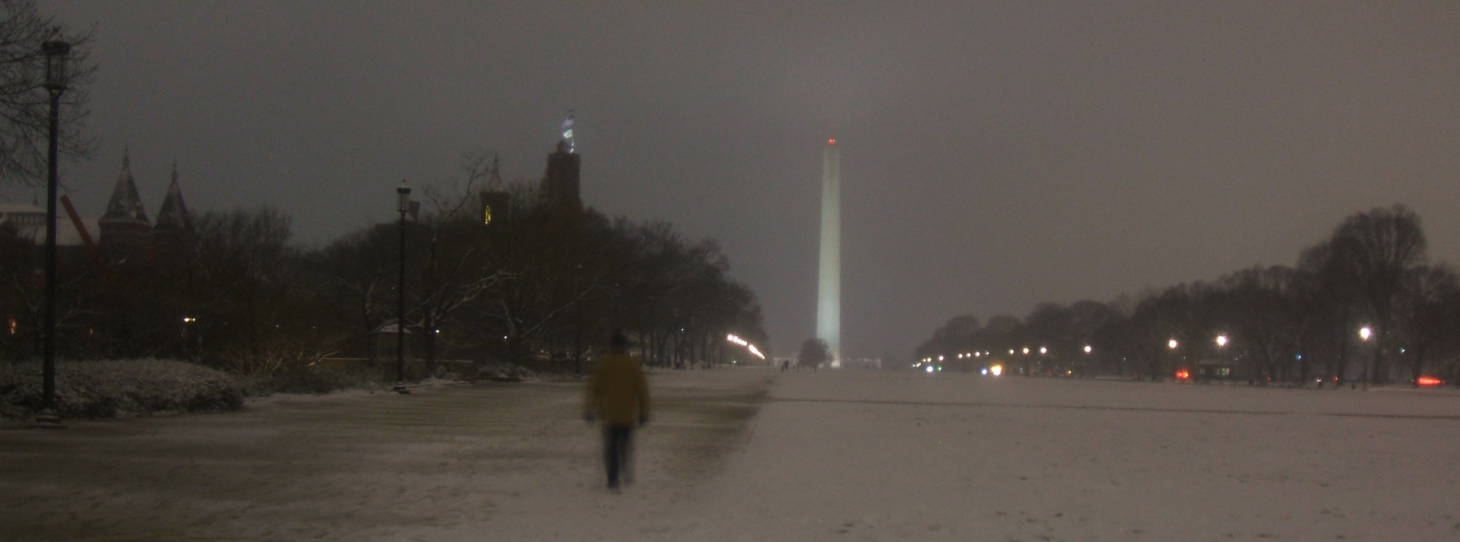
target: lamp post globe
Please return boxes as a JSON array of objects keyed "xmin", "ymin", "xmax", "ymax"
[{"xmin": 43, "ymin": 40, "xmax": 71, "ymax": 91}]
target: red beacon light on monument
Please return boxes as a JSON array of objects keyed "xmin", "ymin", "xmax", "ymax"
[{"xmin": 827, "ymin": 137, "xmax": 837, "ymax": 145}]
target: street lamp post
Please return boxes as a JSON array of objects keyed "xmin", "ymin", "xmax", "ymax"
[
  {"xmin": 1160, "ymin": 338, "xmax": 1179, "ymax": 382},
  {"xmin": 36, "ymin": 38, "xmax": 71, "ymax": 428},
  {"xmin": 394, "ymin": 181, "xmax": 411, "ymax": 394},
  {"xmin": 1358, "ymin": 325, "xmax": 1373, "ymax": 390},
  {"xmin": 573, "ymin": 262, "xmax": 584, "ymax": 376}
]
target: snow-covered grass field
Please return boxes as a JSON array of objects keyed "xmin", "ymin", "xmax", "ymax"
[
  {"xmin": 700, "ymin": 371, "xmax": 1460, "ymax": 541},
  {"xmin": 2, "ymin": 368, "xmax": 1457, "ymax": 541}
]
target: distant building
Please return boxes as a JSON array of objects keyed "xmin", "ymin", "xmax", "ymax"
[
  {"xmin": 1, "ymin": 151, "xmax": 193, "ymax": 261},
  {"xmin": 478, "ymin": 155, "xmax": 512, "ymax": 229},
  {"xmin": 0, "ymin": 202, "xmax": 43, "ymax": 231},
  {"xmin": 539, "ymin": 112, "xmax": 581, "ymax": 211},
  {"xmin": 96, "ymin": 152, "xmax": 194, "ymax": 260},
  {"xmin": 0, "ymin": 202, "xmax": 96, "ymax": 248},
  {"xmin": 152, "ymin": 162, "xmax": 194, "ymax": 257},
  {"xmin": 97, "ymin": 152, "xmax": 152, "ymax": 256}
]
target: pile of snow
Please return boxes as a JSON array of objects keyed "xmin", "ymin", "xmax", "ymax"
[{"xmin": 471, "ymin": 361, "xmax": 537, "ymax": 382}]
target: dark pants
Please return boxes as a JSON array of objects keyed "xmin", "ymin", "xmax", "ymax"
[{"xmin": 602, "ymin": 424, "xmax": 635, "ymax": 488}]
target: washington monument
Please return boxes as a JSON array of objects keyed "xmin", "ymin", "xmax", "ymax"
[{"xmin": 816, "ymin": 137, "xmax": 841, "ymax": 361}]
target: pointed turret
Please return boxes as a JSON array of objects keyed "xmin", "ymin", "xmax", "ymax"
[
  {"xmin": 154, "ymin": 161, "xmax": 192, "ymax": 233},
  {"xmin": 479, "ymin": 154, "xmax": 512, "ymax": 229},
  {"xmin": 98, "ymin": 150, "xmax": 152, "ymax": 254}
]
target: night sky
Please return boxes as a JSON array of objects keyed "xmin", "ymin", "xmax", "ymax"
[{"xmin": 18, "ymin": 1, "xmax": 1460, "ymax": 359}]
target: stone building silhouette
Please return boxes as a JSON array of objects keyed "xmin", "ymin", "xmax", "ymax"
[
  {"xmin": 539, "ymin": 140, "xmax": 581, "ymax": 211},
  {"xmin": 539, "ymin": 112, "xmax": 581, "ymax": 211},
  {"xmin": 97, "ymin": 152, "xmax": 151, "ymax": 256},
  {"xmin": 97, "ymin": 151, "xmax": 194, "ymax": 260}
]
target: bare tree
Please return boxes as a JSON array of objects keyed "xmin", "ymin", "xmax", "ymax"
[
  {"xmin": 798, "ymin": 338, "xmax": 829, "ymax": 369},
  {"xmin": 1298, "ymin": 240, "xmax": 1360, "ymax": 384},
  {"xmin": 1221, "ymin": 266, "xmax": 1302, "ymax": 384},
  {"xmin": 1327, "ymin": 204, "xmax": 1427, "ymax": 384},
  {"xmin": 1394, "ymin": 265, "xmax": 1460, "ymax": 385},
  {"xmin": 0, "ymin": 0, "xmax": 96, "ymax": 186}
]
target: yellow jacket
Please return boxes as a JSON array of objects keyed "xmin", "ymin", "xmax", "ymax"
[{"xmin": 585, "ymin": 353, "xmax": 650, "ymax": 425}]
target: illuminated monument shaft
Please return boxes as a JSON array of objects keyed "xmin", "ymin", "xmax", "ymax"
[{"xmin": 817, "ymin": 138, "xmax": 841, "ymax": 360}]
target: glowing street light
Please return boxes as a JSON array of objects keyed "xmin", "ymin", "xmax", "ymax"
[
  {"xmin": 1008, "ymin": 349, "xmax": 1015, "ymax": 355},
  {"xmin": 725, "ymin": 334, "xmax": 765, "ymax": 360},
  {"xmin": 1215, "ymin": 334, "xmax": 1229, "ymax": 348},
  {"xmin": 1038, "ymin": 346, "xmax": 1048, "ymax": 355},
  {"xmin": 1358, "ymin": 326, "xmax": 1373, "ymax": 342},
  {"xmin": 1083, "ymin": 345, "xmax": 1093, "ymax": 354},
  {"xmin": 1167, "ymin": 338, "xmax": 1179, "ymax": 350},
  {"xmin": 1021, "ymin": 347, "xmax": 1030, "ymax": 355}
]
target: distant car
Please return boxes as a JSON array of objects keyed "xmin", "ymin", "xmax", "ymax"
[{"xmin": 1415, "ymin": 376, "xmax": 1445, "ymax": 387}]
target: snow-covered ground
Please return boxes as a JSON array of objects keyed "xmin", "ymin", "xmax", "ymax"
[
  {"xmin": 2, "ymin": 368, "xmax": 1457, "ymax": 541},
  {"xmin": 685, "ymin": 371, "xmax": 1460, "ymax": 541}
]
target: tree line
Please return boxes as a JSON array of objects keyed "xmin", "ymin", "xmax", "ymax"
[
  {"xmin": 915, "ymin": 204, "xmax": 1459, "ymax": 387},
  {"xmin": 0, "ymin": 1, "xmax": 766, "ymax": 377},
  {"xmin": 1, "ymin": 155, "xmax": 768, "ymax": 377}
]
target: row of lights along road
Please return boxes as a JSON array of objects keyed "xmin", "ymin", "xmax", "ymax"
[{"xmin": 922, "ymin": 325, "xmax": 1413, "ymax": 382}]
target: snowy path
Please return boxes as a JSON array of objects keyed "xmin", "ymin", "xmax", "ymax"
[
  {"xmin": 0, "ymin": 370, "xmax": 772, "ymax": 541},
  {"xmin": 3, "ymin": 368, "xmax": 1458, "ymax": 541}
]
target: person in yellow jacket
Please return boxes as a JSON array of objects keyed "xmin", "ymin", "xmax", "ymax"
[{"xmin": 583, "ymin": 331, "xmax": 650, "ymax": 490}]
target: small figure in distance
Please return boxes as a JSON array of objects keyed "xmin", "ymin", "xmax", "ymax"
[{"xmin": 583, "ymin": 331, "xmax": 650, "ymax": 492}]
